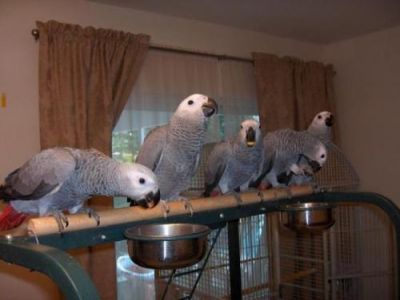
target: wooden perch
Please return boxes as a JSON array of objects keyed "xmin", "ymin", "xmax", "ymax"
[{"xmin": 26, "ymin": 185, "xmax": 314, "ymax": 236}]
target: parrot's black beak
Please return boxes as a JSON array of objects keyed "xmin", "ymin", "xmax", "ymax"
[
  {"xmin": 277, "ymin": 171, "xmax": 293, "ymax": 185},
  {"xmin": 246, "ymin": 127, "xmax": 256, "ymax": 147},
  {"xmin": 309, "ymin": 160, "xmax": 322, "ymax": 172},
  {"xmin": 202, "ymin": 98, "xmax": 218, "ymax": 117},
  {"xmin": 325, "ymin": 114, "xmax": 334, "ymax": 127},
  {"xmin": 129, "ymin": 190, "xmax": 161, "ymax": 208}
]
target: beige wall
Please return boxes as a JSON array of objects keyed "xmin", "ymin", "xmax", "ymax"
[
  {"xmin": 323, "ymin": 25, "xmax": 400, "ymax": 202},
  {"xmin": 0, "ymin": 0, "xmax": 322, "ymax": 299}
]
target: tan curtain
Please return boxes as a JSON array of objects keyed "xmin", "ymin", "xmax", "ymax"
[
  {"xmin": 253, "ymin": 52, "xmax": 338, "ymax": 143},
  {"xmin": 37, "ymin": 20, "xmax": 150, "ymax": 299}
]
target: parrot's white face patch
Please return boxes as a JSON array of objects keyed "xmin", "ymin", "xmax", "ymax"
[
  {"xmin": 312, "ymin": 111, "xmax": 332, "ymax": 128},
  {"xmin": 314, "ymin": 144, "xmax": 328, "ymax": 166},
  {"xmin": 239, "ymin": 119, "xmax": 262, "ymax": 147},
  {"xmin": 123, "ymin": 164, "xmax": 159, "ymax": 200},
  {"xmin": 176, "ymin": 93, "xmax": 216, "ymax": 119}
]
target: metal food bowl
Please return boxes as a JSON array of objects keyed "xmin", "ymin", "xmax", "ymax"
[
  {"xmin": 280, "ymin": 202, "xmax": 335, "ymax": 232},
  {"xmin": 124, "ymin": 223, "xmax": 211, "ymax": 269}
]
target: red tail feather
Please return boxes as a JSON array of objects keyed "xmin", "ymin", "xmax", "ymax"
[{"xmin": 0, "ymin": 205, "xmax": 28, "ymax": 231}]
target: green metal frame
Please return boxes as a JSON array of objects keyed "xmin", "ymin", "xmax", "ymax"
[
  {"xmin": 0, "ymin": 192, "xmax": 399, "ymax": 299},
  {"xmin": 0, "ymin": 240, "xmax": 99, "ymax": 300}
]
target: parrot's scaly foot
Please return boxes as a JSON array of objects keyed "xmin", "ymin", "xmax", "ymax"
[
  {"xmin": 86, "ymin": 208, "xmax": 101, "ymax": 226},
  {"xmin": 75, "ymin": 207, "xmax": 101, "ymax": 226},
  {"xmin": 231, "ymin": 191, "xmax": 243, "ymax": 208},
  {"xmin": 160, "ymin": 200, "xmax": 170, "ymax": 219},
  {"xmin": 52, "ymin": 212, "xmax": 69, "ymax": 232},
  {"xmin": 283, "ymin": 186, "xmax": 293, "ymax": 199},
  {"xmin": 179, "ymin": 197, "xmax": 194, "ymax": 216}
]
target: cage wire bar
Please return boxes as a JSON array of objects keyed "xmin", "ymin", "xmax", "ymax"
[{"xmin": 0, "ymin": 191, "xmax": 399, "ymax": 300}]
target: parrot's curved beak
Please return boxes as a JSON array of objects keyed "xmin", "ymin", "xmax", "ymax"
[
  {"xmin": 246, "ymin": 127, "xmax": 256, "ymax": 147},
  {"xmin": 325, "ymin": 114, "xmax": 334, "ymax": 127},
  {"xmin": 309, "ymin": 160, "xmax": 322, "ymax": 172},
  {"xmin": 277, "ymin": 171, "xmax": 293, "ymax": 185},
  {"xmin": 202, "ymin": 98, "xmax": 218, "ymax": 117},
  {"xmin": 129, "ymin": 190, "xmax": 161, "ymax": 208}
]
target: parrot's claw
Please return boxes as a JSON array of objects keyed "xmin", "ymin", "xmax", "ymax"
[
  {"xmin": 231, "ymin": 191, "xmax": 243, "ymax": 208},
  {"xmin": 87, "ymin": 208, "xmax": 101, "ymax": 226},
  {"xmin": 76, "ymin": 207, "xmax": 101, "ymax": 226},
  {"xmin": 284, "ymin": 186, "xmax": 293, "ymax": 199},
  {"xmin": 160, "ymin": 200, "xmax": 170, "ymax": 219},
  {"xmin": 52, "ymin": 212, "xmax": 69, "ymax": 233},
  {"xmin": 182, "ymin": 199, "xmax": 194, "ymax": 216}
]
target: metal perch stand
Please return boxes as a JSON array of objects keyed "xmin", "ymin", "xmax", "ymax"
[{"xmin": 0, "ymin": 186, "xmax": 399, "ymax": 299}]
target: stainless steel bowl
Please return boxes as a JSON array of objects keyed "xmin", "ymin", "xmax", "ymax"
[
  {"xmin": 280, "ymin": 202, "xmax": 335, "ymax": 232},
  {"xmin": 125, "ymin": 223, "xmax": 211, "ymax": 269}
]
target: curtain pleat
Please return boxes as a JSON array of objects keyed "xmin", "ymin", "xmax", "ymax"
[
  {"xmin": 253, "ymin": 52, "xmax": 338, "ymax": 144},
  {"xmin": 37, "ymin": 20, "xmax": 150, "ymax": 299}
]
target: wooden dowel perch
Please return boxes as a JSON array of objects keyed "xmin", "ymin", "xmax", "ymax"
[{"xmin": 27, "ymin": 185, "xmax": 314, "ymax": 236}]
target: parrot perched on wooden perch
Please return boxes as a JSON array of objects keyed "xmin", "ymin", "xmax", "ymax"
[
  {"xmin": 0, "ymin": 147, "xmax": 160, "ymax": 231},
  {"xmin": 204, "ymin": 119, "xmax": 264, "ymax": 197},
  {"xmin": 252, "ymin": 128, "xmax": 328, "ymax": 188},
  {"xmin": 136, "ymin": 93, "xmax": 218, "ymax": 216}
]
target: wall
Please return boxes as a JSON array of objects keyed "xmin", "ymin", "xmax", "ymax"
[
  {"xmin": 323, "ymin": 25, "xmax": 400, "ymax": 202},
  {"xmin": 0, "ymin": 0, "xmax": 322, "ymax": 299}
]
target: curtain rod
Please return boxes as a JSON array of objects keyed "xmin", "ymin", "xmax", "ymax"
[{"xmin": 31, "ymin": 28, "xmax": 253, "ymax": 63}]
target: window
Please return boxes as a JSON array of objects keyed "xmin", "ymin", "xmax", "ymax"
[{"xmin": 112, "ymin": 48, "xmax": 258, "ymax": 299}]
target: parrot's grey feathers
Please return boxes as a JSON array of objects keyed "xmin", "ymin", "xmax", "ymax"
[
  {"xmin": 136, "ymin": 94, "xmax": 218, "ymax": 200},
  {"xmin": 1, "ymin": 147, "xmax": 160, "ymax": 217},
  {"xmin": 307, "ymin": 111, "xmax": 334, "ymax": 144},
  {"xmin": 288, "ymin": 111, "xmax": 334, "ymax": 185},
  {"xmin": 136, "ymin": 125, "xmax": 168, "ymax": 171},
  {"xmin": 1, "ymin": 180, "xmax": 59, "ymax": 201},
  {"xmin": 249, "ymin": 151, "xmax": 274, "ymax": 188},
  {"xmin": 259, "ymin": 129, "xmax": 327, "ymax": 187},
  {"xmin": 203, "ymin": 142, "xmax": 230, "ymax": 196},
  {"xmin": 2, "ymin": 148, "xmax": 76, "ymax": 201},
  {"xmin": 205, "ymin": 119, "xmax": 263, "ymax": 195}
]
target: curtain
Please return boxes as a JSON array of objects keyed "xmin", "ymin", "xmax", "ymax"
[
  {"xmin": 253, "ymin": 52, "xmax": 338, "ymax": 143},
  {"xmin": 37, "ymin": 20, "xmax": 150, "ymax": 299}
]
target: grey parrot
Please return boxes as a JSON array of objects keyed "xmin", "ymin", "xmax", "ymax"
[
  {"xmin": 204, "ymin": 119, "xmax": 264, "ymax": 197},
  {"xmin": 307, "ymin": 111, "xmax": 334, "ymax": 144},
  {"xmin": 0, "ymin": 147, "xmax": 160, "ymax": 231},
  {"xmin": 256, "ymin": 129, "xmax": 328, "ymax": 188},
  {"xmin": 136, "ymin": 93, "xmax": 218, "ymax": 215},
  {"xmin": 289, "ymin": 111, "xmax": 334, "ymax": 185}
]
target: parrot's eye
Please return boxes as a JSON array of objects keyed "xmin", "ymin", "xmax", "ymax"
[
  {"xmin": 321, "ymin": 154, "xmax": 325, "ymax": 159},
  {"xmin": 259, "ymin": 125, "xmax": 261, "ymax": 129},
  {"xmin": 240, "ymin": 125, "xmax": 243, "ymax": 129},
  {"xmin": 318, "ymin": 115, "xmax": 322, "ymax": 119},
  {"xmin": 139, "ymin": 178, "xmax": 146, "ymax": 184},
  {"xmin": 188, "ymin": 100, "xmax": 194, "ymax": 105}
]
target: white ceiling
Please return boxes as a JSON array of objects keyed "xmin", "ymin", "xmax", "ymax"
[{"xmin": 90, "ymin": 0, "xmax": 400, "ymax": 44}]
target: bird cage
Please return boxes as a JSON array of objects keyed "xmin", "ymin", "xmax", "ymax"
[
  {"xmin": 154, "ymin": 141, "xmax": 396, "ymax": 300},
  {"xmin": 277, "ymin": 142, "xmax": 395, "ymax": 300}
]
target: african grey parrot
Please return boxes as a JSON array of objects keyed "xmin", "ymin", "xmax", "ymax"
[
  {"xmin": 307, "ymin": 111, "xmax": 334, "ymax": 144},
  {"xmin": 135, "ymin": 93, "xmax": 218, "ymax": 215},
  {"xmin": 289, "ymin": 111, "xmax": 334, "ymax": 185},
  {"xmin": 204, "ymin": 119, "xmax": 263, "ymax": 197},
  {"xmin": 255, "ymin": 129, "xmax": 328, "ymax": 188},
  {"xmin": 0, "ymin": 147, "xmax": 160, "ymax": 231}
]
